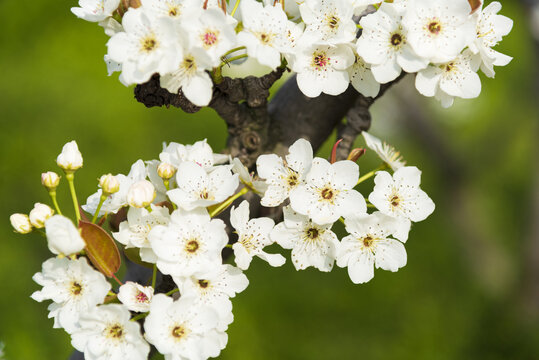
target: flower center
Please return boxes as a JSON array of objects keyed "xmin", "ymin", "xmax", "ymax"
[
  {"xmin": 312, "ymin": 52, "xmax": 330, "ymax": 70},
  {"xmin": 141, "ymin": 36, "xmax": 157, "ymax": 53},
  {"xmin": 327, "ymin": 15, "xmax": 339, "ymax": 29},
  {"xmin": 105, "ymin": 324, "xmax": 124, "ymax": 339},
  {"xmin": 390, "ymin": 33, "xmax": 403, "ymax": 47},
  {"xmin": 70, "ymin": 281, "xmax": 83, "ymax": 296},
  {"xmin": 199, "ymin": 189, "xmax": 210, "ymax": 199},
  {"xmin": 172, "ymin": 325, "xmax": 188, "ymax": 340},
  {"xmin": 306, "ymin": 227, "xmax": 320, "ymax": 240},
  {"xmin": 390, "ymin": 195, "xmax": 400, "ymax": 207},
  {"xmin": 202, "ymin": 30, "xmax": 219, "ymax": 48},
  {"xmin": 168, "ymin": 6, "xmax": 179, "ymax": 16},
  {"xmin": 427, "ymin": 20, "xmax": 442, "ymax": 35},
  {"xmin": 443, "ymin": 62, "xmax": 456, "ymax": 73},
  {"xmin": 257, "ymin": 32, "xmax": 274, "ymax": 45},
  {"xmin": 136, "ymin": 291, "xmax": 149, "ymax": 303},
  {"xmin": 198, "ymin": 280, "xmax": 209, "ymax": 288},
  {"xmin": 320, "ymin": 187, "xmax": 334, "ymax": 201},
  {"xmin": 362, "ymin": 236, "xmax": 374, "ymax": 248},
  {"xmin": 185, "ymin": 240, "xmax": 200, "ymax": 253}
]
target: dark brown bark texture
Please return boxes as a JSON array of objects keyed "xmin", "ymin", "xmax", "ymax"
[{"xmin": 70, "ymin": 67, "xmax": 401, "ymax": 360}]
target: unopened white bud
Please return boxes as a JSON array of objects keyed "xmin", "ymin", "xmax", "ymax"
[
  {"xmin": 99, "ymin": 174, "xmax": 120, "ymax": 195},
  {"xmin": 157, "ymin": 162, "xmax": 176, "ymax": 180},
  {"xmin": 45, "ymin": 215, "xmax": 86, "ymax": 256},
  {"xmin": 41, "ymin": 171, "xmax": 60, "ymax": 190},
  {"xmin": 10, "ymin": 213, "xmax": 32, "ymax": 234},
  {"xmin": 56, "ymin": 140, "xmax": 83, "ymax": 171},
  {"xmin": 29, "ymin": 203, "xmax": 55, "ymax": 228},
  {"xmin": 127, "ymin": 180, "xmax": 156, "ymax": 208}
]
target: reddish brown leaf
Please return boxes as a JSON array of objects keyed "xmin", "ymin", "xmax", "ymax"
[
  {"xmin": 79, "ymin": 220, "xmax": 121, "ymax": 277},
  {"xmin": 468, "ymin": 0, "xmax": 482, "ymax": 13}
]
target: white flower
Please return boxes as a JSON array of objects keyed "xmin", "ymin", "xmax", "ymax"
[
  {"xmin": 71, "ymin": 304, "xmax": 150, "ymax": 360},
  {"xmin": 271, "ymin": 206, "xmax": 339, "ymax": 271},
  {"xmin": 356, "ymin": 2, "xmax": 428, "ymax": 84},
  {"xmin": 368, "ymin": 166, "xmax": 435, "ymax": 242},
  {"xmin": 173, "ymin": 264, "xmax": 248, "ymax": 330},
  {"xmin": 230, "ymin": 200, "xmax": 285, "ymax": 270},
  {"xmin": 292, "ymin": 43, "xmax": 354, "ymax": 97},
  {"xmin": 45, "ymin": 215, "xmax": 86, "ymax": 256},
  {"xmin": 159, "ymin": 139, "xmax": 225, "ymax": 171},
  {"xmin": 117, "ymin": 282, "xmax": 154, "ymax": 312},
  {"xmin": 99, "ymin": 17, "xmax": 123, "ymax": 37},
  {"xmin": 141, "ymin": 0, "xmax": 199, "ymax": 19},
  {"xmin": 469, "ymin": 1, "xmax": 513, "ymax": 78},
  {"xmin": 99, "ymin": 174, "xmax": 120, "ymax": 195},
  {"xmin": 348, "ymin": 51, "xmax": 380, "ymax": 98},
  {"xmin": 180, "ymin": 7, "xmax": 237, "ymax": 66},
  {"xmin": 336, "ymin": 212, "xmax": 407, "ymax": 284},
  {"xmin": 289, "ymin": 158, "xmax": 366, "ymax": 225},
  {"xmin": 403, "ymin": 0, "xmax": 476, "ymax": 63},
  {"xmin": 299, "ymin": 0, "xmax": 357, "ymax": 45},
  {"xmin": 362, "ymin": 132, "xmax": 405, "ymax": 171},
  {"xmin": 168, "ymin": 162, "xmax": 239, "ymax": 211},
  {"xmin": 57, "ymin": 140, "xmax": 83, "ymax": 171},
  {"xmin": 256, "ymin": 138, "xmax": 313, "ymax": 207},
  {"xmin": 71, "ymin": 0, "xmax": 120, "ymax": 22},
  {"xmin": 107, "ymin": 7, "xmax": 181, "ymax": 84},
  {"xmin": 160, "ymin": 47, "xmax": 215, "ymax": 106},
  {"xmin": 83, "ymin": 160, "xmax": 147, "ymax": 217},
  {"xmin": 29, "ymin": 203, "xmax": 54, "ymax": 229},
  {"xmin": 144, "ymin": 294, "xmax": 224, "ymax": 360},
  {"xmin": 415, "ymin": 50, "xmax": 481, "ymax": 108},
  {"xmin": 10, "ymin": 213, "xmax": 32, "ymax": 234},
  {"xmin": 41, "ymin": 171, "xmax": 60, "ymax": 190},
  {"xmin": 31, "ymin": 257, "xmax": 111, "ymax": 333},
  {"xmin": 237, "ymin": 0, "xmax": 294, "ymax": 69},
  {"xmin": 127, "ymin": 180, "xmax": 156, "ymax": 208},
  {"xmin": 232, "ymin": 157, "xmax": 267, "ymax": 195},
  {"xmin": 148, "ymin": 208, "xmax": 228, "ymax": 277},
  {"xmin": 113, "ymin": 205, "xmax": 170, "ymax": 263}
]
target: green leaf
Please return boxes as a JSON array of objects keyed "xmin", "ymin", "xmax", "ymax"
[{"xmin": 79, "ymin": 220, "xmax": 121, "ymax": 277}]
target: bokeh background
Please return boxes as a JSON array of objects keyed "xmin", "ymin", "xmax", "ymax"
[{"xmin": 1, "ymin": 1, "xmax": 538, "ymax": 359}]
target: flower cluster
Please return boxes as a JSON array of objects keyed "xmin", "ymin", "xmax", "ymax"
[
  {"xmin": 72, "ymin": 0, "xmax": 512, "ymax": 107},
  {"xmin": 13, "ymin": 136, "xmax": 434, "ymax": 359}
]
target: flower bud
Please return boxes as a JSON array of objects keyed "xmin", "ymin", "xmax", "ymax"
[
  {"xmin": 99, "ymin": 174, "xmax": 120, "ymax": 195},
  {"xmin": 157, "ymin": 162, "xmax": 176, "ymax": 180},
  {"xmin": 29, "ymin": 203, "xmax": 55, "ymax": 228},
  {"xmin": 45, "ymin": 215, "xmax": 86, "ymax": 256},
  {"xmin": 10, "ymin": 213, "xmax": 32, "ymax": 234},
  {"xmin": 347, "ymin": 148, "xmax": 366, "ymax": 162},
  {"xmin": 127, "ymin": 180, "xmax": 156, "ymax": 208},
  {"xmin": 56, "ymin": 140, "xmax": 83, "ymax": 171},
  {"xmin": 41, "ymin": 171, "xmax": 60, "ymax": 190}
]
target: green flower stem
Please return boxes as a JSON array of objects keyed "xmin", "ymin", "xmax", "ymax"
[
  {"xmin": 356, "ymin": 164, "xmax": 388, "ymax": 186},
  {"xmin": 230, "ymin": 0, "xmax": 241, "ymax": 17},
  {"xmin": 130, "ymin": 312, "xmax": 149, "ymax": 322},
  {"xmin": 225, "ymin": 244, "xmax": 233, "ymax": 249},
  {"xmin": 166, "ymin": 288, "xmax": 179, "ymax": 296},
  {"xmin": 151, "ymin": 264, "xmax": 157, "ymax": 288},
  {"xmin": 91, "ymin": 194, "xmax": 107, "ymax": 224},
  {"xmin": 219, "ymin": 54, "xmax": 248, "ymax": 68},
  {"xmin": 48, "ymin": 190, "xmax": 62, "ymax": 215},
  {"xmin": 223, "ymin": 46, "xmax": 246, "ymax": 58},
  {"xmin": 65, "ymin": 172, "xmax": 81, "ymax": 223},
  {"xmin": 209, "ymin": 187, "xmax": 250, "ymax": 218}
]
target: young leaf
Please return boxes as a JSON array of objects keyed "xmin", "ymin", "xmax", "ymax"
[{"xmin": 79, "ymin": 220, "xmax": 121, "ymax": 277}]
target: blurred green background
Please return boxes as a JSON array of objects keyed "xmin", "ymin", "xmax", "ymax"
[{"xmin": 1, "ymin": 1, "xmax": 538, "ymax": 359}]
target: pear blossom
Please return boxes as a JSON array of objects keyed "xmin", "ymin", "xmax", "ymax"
[
  {"xmin": 469, "ymin": 1, "xmax": 513, "ymax": 78},
  {"xmin": 256, "ymin": 138, "xmax": 313, "ymax": 207},
  {"xmin": 144, "ymin": 294, "xmax": 224, "ymax": 360},
  {"xmin": 41, "ymin": 171, "xmax": 60, "ymax": 190},
  {"xmin": 167, "ymin": 162, "xmax": 239, "ymax": 211},
  {"xmin": 362, "ymin": 132, "xmax": 405, "ymax": 171},
  {"xmin": 99, "ymin": 174, "xmax": 120, "ymax": 195},
  {"xmin": 271, "ymin": 206, "xmax": 339, "ymax": 271},
  {"xmin": 157, "ymin": 162, "xmax": 176, "ymax": 180},
  {"xmin": 83, "ymin": 159, "xmax": 147, "ymax": 217},
  {"xmin": 173, "ymin": 264, "xmax": 249, "ymax": 330},
  {"xmin": 141, "ymin": 0, "xmax": 199, "ymax": 19},
  {"xmin": 348, "ymin": 51, "xmax": 380, "ymax": 98},
  {"xmin": 289, "ymin": 158, "xmax": 367, "ymax": 225},
  {"xmin": 148, "ymin": 208, "xmax": 228, "ymax": 277},
  {"xmin": 237, "ymin": 0, "xmax": 295, "ymax": 69},
  {"xmin": 71, "ymin": 304, "xmax": 150, "ymax": 360},
  {"xmin": 368, "ymin": 166, "xmax": 435, "ymax": 242},
  {"xmin": 127, "ymin": 180, "xmax": 156, "ymax": 208},
  {"xmin": 113, "ymin": 205, "xmax": 170, "ymax": 263},
  {"xmin": 230, "ymin": 201, "xmax": 285, "ymax": 270},
  {"xmin": 99, "ymin": 17, "xmax": 123, "ymax": 37},
  {"xmin": 337, "ymin": 212, "xmax": 407, "ymax": 284},
  {"xmin": 299, "ymin": 0, "xmax": 357, "ymax": 45},
  {"xmin": 356, "ymin": 2, "xmax": 428, "ymax": 84},
  {"xmin": 45, "ymin": 215, "xmax": 86, "ymax": 256},
  {"xmin": 107, "ymin": 7, "xmax": 181, "ymax": 85},
  {"xmin": 117, "ymin": 282, "xmax": 154, "ymax": 312},
  {"xmin": 292, "ymin": 43, "xmax": 354, "ymax": 97},
  {"xmin": 29, "ymin": 203, "xmax": 54, "ymax": 229},
  {"xmin": 31, "ymin": 257, "xmax": 111, "ymax": 333},
  {"xmin": 57, "ymin": 140, "xmax": 83, "ymax": 171},
  {"xmin": 71, "ymin": 0, "xmax": 120, "ymax": 22},
  {"xmin": 403, "ymin": 0, "xmax": 476, "ymax": 64},
  {"xmin": 415, "ymin": 50, "xmax": 481, "ymax": 108},
  {"xmin": 159, "ymin": 139, "xmax": 225, "ymax": 171},
  {"xmin": 10, "ymin": 213, "xmax": 32, "ymax": 234},
  {"xmin": 262, "ymin": 0, "xmax": 301, "ymax": 20},
  {"xmin": 232, "ymin": 157, "xmax": 267, "ymax": 195}
]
